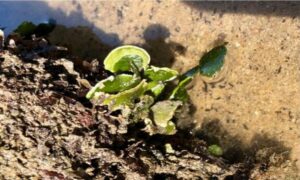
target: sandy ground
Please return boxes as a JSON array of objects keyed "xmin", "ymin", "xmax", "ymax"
[{"xmin": 1, "ymin": 0, "xmax": 300, "ymax": 171}]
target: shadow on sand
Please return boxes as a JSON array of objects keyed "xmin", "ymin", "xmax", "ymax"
[
  {"xmin": 195, "ymin": 118, "xmax": 291, "ymax": 165},
  {"xmin": 183, "ymin": 2, "xmax": 300, "ymax": 18}
]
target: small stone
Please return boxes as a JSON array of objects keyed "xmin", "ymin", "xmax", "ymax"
[
  {"xmin": 8, "ymin": 39, "xmax": 16, "ymax": 49},
  {"xmin": 0, "ymin": 29, "xmax": 4, "ymax": 50},
  {"xmin": 10, "ymin": 109, "xmax": 19, "ymax": 117},
  {"xmin": 85, "ymin": 167, "xmax": 95, "ymax": 176},
  {"xmin": 39, "ymin": 38, "xmax": 48, "ymax": 48},
  {"xmin": 79, "ymin": 78, "xmax": 91, "ymax": 88},
  {"xmin": 165, "ymin": 143, "xmax": 175, "ymax": 154}
]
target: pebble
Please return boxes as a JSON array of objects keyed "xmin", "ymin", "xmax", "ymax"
[
  {"xmin": 10, "ymin": 109, "xmax": 19, "ymax": 117},
  {"xmin": 0, "ymin": 29, "xmax": 4, "ymax": 50},
  {"xmin": 8, "ymin": 39, "xmax": 16, "ymax": 49}
]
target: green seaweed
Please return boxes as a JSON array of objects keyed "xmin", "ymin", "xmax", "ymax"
[
  {"xmin": 14, "ymin": 20, "xmax": 56, "ymax": 37},
  {"xmin": 86, "ymin": 74, "xmax": 140, "ymax": 99},
  {"xmin": 87, "ymin": 44, "xmax": 227, "ymax": 135},
  {"xmin": 208, "ymin": 144, "xmax": 223, "ymax": 156},
  {"xmin": 199, "ymin": 44, "xmax": 227, "ymax": 77},
  {"xmin": 104, "ymin": 45, "xmax": 150, "ymax": 73},
  {"xmin": 103, "ymin": 80, "xmax": 148, "ymax": 111},
  {"xmin": 144, "ymin": 66, "xmax": 178, "ymax": 82}
]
